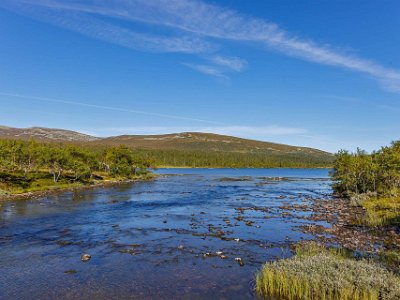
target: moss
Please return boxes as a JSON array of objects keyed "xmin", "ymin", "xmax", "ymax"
[{"xmin": 256, "ymin": 243, "xmax": 400, "ymax": 300}]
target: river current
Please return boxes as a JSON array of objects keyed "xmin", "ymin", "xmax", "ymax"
[{"xmin": 0, "ymin": 168, "xmax": 332, "ymax": 299}]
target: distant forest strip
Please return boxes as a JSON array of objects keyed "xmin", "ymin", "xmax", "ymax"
[
  {"xmin": 0, "ymin": 139, "xmax": 152, "ymax": 195},
  {"xmin": 132, "ymin": 149, "xmax": 333, "ymax": 168}
]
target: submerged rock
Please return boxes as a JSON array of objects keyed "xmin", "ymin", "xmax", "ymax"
[
  {"xmin": 235, "ymin": 257, "xmax": 244, "ymax": 266},
  {"xmin": 81, "ymin": 254, "xmax": 91, "ymax": 262}
]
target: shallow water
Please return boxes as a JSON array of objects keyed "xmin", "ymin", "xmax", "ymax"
[{"xmin": 0, "ymin": 168, "xmax": 332, "ymax": 299}]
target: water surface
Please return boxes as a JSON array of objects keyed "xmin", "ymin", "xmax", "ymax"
[{"xmin": 0, "ymin": 168, "xmax": 332, "ymax": 299}]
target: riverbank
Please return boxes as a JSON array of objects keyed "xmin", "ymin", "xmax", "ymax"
[
  {"xmin": 256, "ymin": 195, "xmax": 400, "ymax": 299},
  {"xmin": 0, "ymin": 173, "xmax": 157, "ymax": 201},
  {"xmin": 157, "ymin": 165, "xmax": 332, "ymax": 169},
  {"xmin": 256, "ymin": 242, "xmax": 400, "ymax": 300}
]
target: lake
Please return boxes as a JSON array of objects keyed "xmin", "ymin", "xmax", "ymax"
[{"xmin": 0, "ymin": 168, "xmax": 333, "ymax": 299}]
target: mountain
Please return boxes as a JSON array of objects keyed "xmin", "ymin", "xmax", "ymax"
[
  {"xmin": 0, "ymin": 126, "xmax": 333, "ymax": 167},
  {"xmin": 0, "ymin": 126, "xmax": 99, "ymax": 142},
  {"xmin": 100, "ymin": 132, "xmax": 328, "ymax": 155}
]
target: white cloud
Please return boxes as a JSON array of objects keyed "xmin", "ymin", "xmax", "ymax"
[{"xmin": 2, "ymin": 0, "xmax": 400, "ymax": 91}]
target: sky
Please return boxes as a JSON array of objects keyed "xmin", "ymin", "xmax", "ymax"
[{"xmin": 0, "ymin": 0, "xmax": 399, "ymax": 152}]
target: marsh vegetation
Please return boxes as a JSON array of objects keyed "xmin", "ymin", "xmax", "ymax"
[{"xmin": 256, "ymin": 242, "xmax": 400, "ymax": 300}]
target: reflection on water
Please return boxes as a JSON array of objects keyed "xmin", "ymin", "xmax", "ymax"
[{"xmin": 0, "ymin": 168, "xmax": 332, "ymax": 299}]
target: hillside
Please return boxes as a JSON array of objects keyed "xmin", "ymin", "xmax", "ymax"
[
  {"xmin": 0, "ymin": 126, "xmax": 99, "ymax": 142},
  {"xmin": 99, "ymin": 132, "xmax": 327, "ymax": 155},
  {"xmin": 0, "ymin": 126, "xmax": 333, "ymax": 167}
]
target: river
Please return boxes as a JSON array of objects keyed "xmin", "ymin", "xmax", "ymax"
[{"xmin": 0, "ymin": 168, "xmax": 332, "ymax": 299}]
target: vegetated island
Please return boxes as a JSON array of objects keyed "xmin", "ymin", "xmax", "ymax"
[
  {"xmin": 256, "ymin": 141, "xmax": 400, "ymax": 300},
  {"xmin": 0, "ymin": 139, "xmax": 154, "ymax": 199}
]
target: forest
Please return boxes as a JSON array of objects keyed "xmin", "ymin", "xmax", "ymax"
[
  {"xmin": 132, "ymin": 148, "xmax": 332, "ymax": 168},
  {"xmin": 0, "ymin": 139, "xmax": 152, "ymax": 195},
  {"xmin": 331, "ymin": 141, "xmax": 400, "ymax": 225},
  {"xmin": 331, "ymin": 141, "xmax": 400, "ymax": 196}
]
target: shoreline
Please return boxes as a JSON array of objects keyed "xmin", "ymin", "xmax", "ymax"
[
  {"xmin": 0, "ymin": 175, "xmax": 157, "ymax": 202},
  {"xmin": 156, "ymin": 166, "xmax": 332, "ymax": 169}
]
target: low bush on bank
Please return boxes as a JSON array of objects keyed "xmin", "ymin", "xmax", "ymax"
[
  {"xmin": 331, "ymin": 141, "xmax": 400, "ymax": 227},
  {"xmin": 256, "ymin": 243, "xmax": 400, "ymax": 300}
]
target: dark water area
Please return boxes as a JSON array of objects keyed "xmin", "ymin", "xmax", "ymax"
[{"xmin": 0, "ymin": 168, "xmax": 333, "ymax": 299}]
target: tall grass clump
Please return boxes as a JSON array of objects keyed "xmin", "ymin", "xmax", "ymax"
[
  {"xmin": 362, "ymin": 197, "xmax": 400, "ymax": 226},
  {"xmin": 256, "ymin": 243, "xmax": 400, "ymax": 300}
]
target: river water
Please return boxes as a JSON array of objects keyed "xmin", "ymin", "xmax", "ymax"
[{"xmin": 0, "ymin": 168, "xmax": 332, "ymax": 299}]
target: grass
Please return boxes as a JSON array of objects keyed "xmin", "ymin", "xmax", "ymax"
[
  {"xmin": 362, "ymin": 197, "xmax": 400, "ymax": 226},
  {"xmin": 256, "ymin": 242, "xmax": 400, "ymax": 300}
]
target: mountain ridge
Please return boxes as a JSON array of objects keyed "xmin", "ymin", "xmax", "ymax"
[{"xmin": 0, "ymin": 125, "xmax": 331, "ymax": 155}]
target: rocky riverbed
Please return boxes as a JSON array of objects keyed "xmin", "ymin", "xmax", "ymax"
[{"xmin": 2, "ymin": 168, "xmax": 394, "ymax": 300}]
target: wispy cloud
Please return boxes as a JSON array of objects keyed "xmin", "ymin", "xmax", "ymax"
[
  {"xmin": 209, "ymin": 56, "xmax": 247, "ymax": 72},
  {"xmin": 2, "ymin": 0, "xmax": 400, "ymax": 90},
  {"xmin": 0, "ymin": 92, "xmax": 222, "ymax": 124},
  {"xmin": 322, "ymin": 95, "xmax": 362, "ymax": 103},
  {"xmin": 183, "ymin": 63, "xmax": 227, "ymax": 79},
  {"xmin": 0, "ymin": 1, "xmax": 215, "ymax": 54}
]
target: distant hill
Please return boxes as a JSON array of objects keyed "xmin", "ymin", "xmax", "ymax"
[
  {"xmin": 0, "ymin": 126, "xmax": 99, "ymax": 142},
  {"xmin": 0, "ymin": 126, "xmax": 333, "ymax": 167},
  {"xmin": 99, "ymin": 132, "xmax": 327, "ymax": 155}
]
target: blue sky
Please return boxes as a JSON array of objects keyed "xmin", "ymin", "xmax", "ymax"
[{"xmin": 0, "ymin": 0, "xmax": 399, "ymax": 152}]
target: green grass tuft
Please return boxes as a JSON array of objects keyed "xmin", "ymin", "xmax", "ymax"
[
  {"xmin": 256, "ymin": 243, "xmax": 400, "ymax": 300},
  {"xmin": 362, "ymin": 197, "xmax": 400, "ymax": 226}
]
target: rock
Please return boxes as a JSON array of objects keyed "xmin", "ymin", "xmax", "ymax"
[
  {"xmin": 64, "ymin": 269, "xmax": 77, "ymax": 274},
  {"xmin": 118, "ymin": 249, "xmax": 142, "ymax": 255},
  {"xmin": 220, "ymin": 255, "xmax": 228, "ymax": 259},
  {"xmin": 81, "ymin": 254, "xmax": 91, "ymax": 262},
  {"xmin": 235, "ymin": 257, "xmax": 244, "ymax": 267},
  {"xmin": 216, "ymin": 251, "xmax": 223, "ymax": 256}
]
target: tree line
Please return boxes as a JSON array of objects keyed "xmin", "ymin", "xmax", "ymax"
[
  {"xmin": 0, "ymin": 139, "xmax": 152, "ymax": 184},
  {"xmin": 132, "ymin": 149, "xmax": 332, "ymax": 168},
  {"xmin": 331, "ymin": 141, "xmax": 400, "ymax": 197}
]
